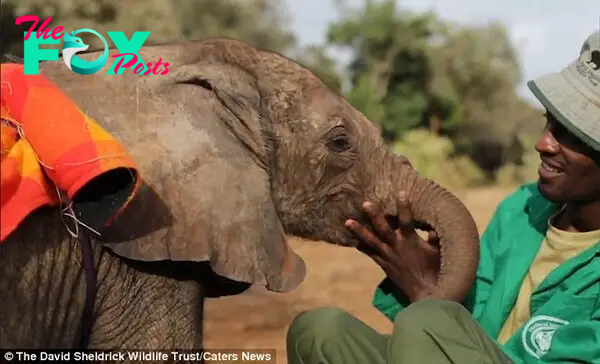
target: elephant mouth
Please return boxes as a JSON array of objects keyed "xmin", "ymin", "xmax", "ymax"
[
  {"xmin": 354, "ymin": 213, "xmax": 400, "ymax": 236},
  {"xmin": 354, "ymin": 214, "xmax": 437, "ymax": 255},
  {"xmin": 385, "ymin": 214, "xmax": 400, "ymax": 230},
  {"xmin": 338, "ymin": 198, "xmax": 437, "ymax": 249},
  {"xmin": 384, "ymin": 214, "xmax": 434, "ymax": 233},
  {"xmin": 336, "ymin": 213, "xmax": 400, "ymax": 249}
]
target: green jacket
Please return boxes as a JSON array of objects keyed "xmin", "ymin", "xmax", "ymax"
[{"xmin": 372, "ymin": 183, "xmax": 600, "ymax": 363}]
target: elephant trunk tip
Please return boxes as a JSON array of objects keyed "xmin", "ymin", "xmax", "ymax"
[{"xmin": 430, "ymin": 234, "xmax": 480, "ymax": 303}]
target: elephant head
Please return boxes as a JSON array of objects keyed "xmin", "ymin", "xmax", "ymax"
[{"xmin": 44, "ymin": 38, "xmax": 479, "ymax": 302}]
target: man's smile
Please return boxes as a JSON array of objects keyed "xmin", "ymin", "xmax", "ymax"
[{"xmin": 539, "ymin": 158, "xmax": 564, "ymax": 179}]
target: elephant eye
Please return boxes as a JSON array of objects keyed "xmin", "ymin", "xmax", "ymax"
[{"xmin": 326, "ymin": 127, "xmax": 351, "ymax": 153}]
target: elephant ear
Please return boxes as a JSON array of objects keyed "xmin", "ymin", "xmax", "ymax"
[{"xmin": 96, "ymin": 60, "xmax": 305, "ymax": 294}]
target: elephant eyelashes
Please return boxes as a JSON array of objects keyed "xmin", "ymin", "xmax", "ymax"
[{"xmin": 326, "ymin": 128, "xmax": 352, "ymax": 153}]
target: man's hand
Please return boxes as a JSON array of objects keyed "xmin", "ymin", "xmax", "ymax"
[{"xmin": 345, "ymin": 192, "xmax": 441, "ymax": 302}]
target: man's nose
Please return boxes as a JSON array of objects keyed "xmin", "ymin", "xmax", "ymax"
[{"xmin": 535, "ymin": 129, "xmax": 560, "ymax": 154}]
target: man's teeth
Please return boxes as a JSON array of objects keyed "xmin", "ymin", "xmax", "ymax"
[{"xmin": 542, "ymin": 161, "xmax": 560, "ymax": 173}]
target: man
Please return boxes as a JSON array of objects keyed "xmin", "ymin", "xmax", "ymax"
[{"xmin": 286, "ymin": 30, "xmax": 600, "ymax": 364}]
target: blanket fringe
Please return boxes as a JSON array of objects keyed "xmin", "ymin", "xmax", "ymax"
[
  {"xmin": 56, "ymin": 185, "xmax": 101, "ymax": 239},
  {"xmin": 4, "ymin": 117, "xmax": 103, "ymax": 239}
]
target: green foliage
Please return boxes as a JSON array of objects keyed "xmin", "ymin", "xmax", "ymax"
[
  {"xmin": 0, "ymin": 0, "xmax": 296, "ymax": 57},
  {"xmin": 327, "ymin": 0, "xmax": 449, "ymax": 142},
  {"xmin": 292, "ymin": 44, "xmax": 344, "ymax": 93},
  {"xmin": 495, "ymin": 134, "xmax": 541, "ymax": 186},
  {"xmin": 347, "ymin": 73, "xmax": 387, "ymax": 123},
  {"xmin": 393, "ymin": 129, "xmax": 487, "ymax": 190},
  {"xmin": 327, "ymin": 0, "xmax": 545, "ymax": 180}
]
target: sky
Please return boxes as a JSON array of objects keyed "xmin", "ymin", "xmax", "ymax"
[{"xmin": 285, "ymin": 0, "xmax": 600, "ymax": 106}]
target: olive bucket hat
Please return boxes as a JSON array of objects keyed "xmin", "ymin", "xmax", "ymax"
[{"xmin": 527, "ymin": 30, "xmax": 600, "ymax": 151}]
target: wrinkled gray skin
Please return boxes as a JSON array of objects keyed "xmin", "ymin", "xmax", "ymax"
[{"xmin": 0, "ymin": 38, "xmax": 479, "ymax": 352}]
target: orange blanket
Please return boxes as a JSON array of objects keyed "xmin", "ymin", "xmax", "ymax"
[{"xmin": 0, "ymin": 63, "xmax": 141, "ymax": 242}]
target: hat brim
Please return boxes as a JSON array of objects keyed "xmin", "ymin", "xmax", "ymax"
[{"xmin": 527, "ymin": 71, "xmax": 600, "ymax": 152}]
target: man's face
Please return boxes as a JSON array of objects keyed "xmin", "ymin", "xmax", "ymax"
[{"xmin": 535, "ymin": 112, "xmax": 600, "ymax": 204}]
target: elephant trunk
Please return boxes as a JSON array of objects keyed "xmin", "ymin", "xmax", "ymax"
[{"xmin": 390, "ymin": 154, "xmax": 480, "ymax": 302}]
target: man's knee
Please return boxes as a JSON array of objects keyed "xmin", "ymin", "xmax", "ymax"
[
  {"xmin": 393, "ymin": 299, "xmax": 471, "ymax": 331},
  {"xmin": 287, "ymin": 306, "xmax": 359, "ymax": 363},
  {"xmin": 287, "ymin": 306, "xmax": 353, "ymax": 347},
  {"xmin": 287, "ymin": 307, "xmax": 386, "ymax": 364}
]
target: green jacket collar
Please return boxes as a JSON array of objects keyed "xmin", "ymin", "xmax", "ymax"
[{"xmin": 513, "ymin": 188, "xmax": 600, "ymax": 295}]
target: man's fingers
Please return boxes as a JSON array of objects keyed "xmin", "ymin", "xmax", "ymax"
[
  {"xmin": 369, "ymin": 253, "xmax": 394, "ymax": 272},
  {"xmin": 345, "ymin": 219, "xmax": 392, "ymax": 258},
  {"xmin": 397, "ymin": 191, "xmax": 415, "ymax": 237},
  {"xmin": 362, "ymin": 201, "xmax": 396, "ymax": 244},
  {"xmin": 356, "ymin": 242, "xmax": 378, "ymax": 256}
]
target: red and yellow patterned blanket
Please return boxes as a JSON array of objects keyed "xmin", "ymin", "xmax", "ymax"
[{"xmin": 0, "ymin": 63, "xmax": 141, "ymax": 242}]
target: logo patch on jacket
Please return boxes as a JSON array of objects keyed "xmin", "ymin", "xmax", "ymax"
[{"xmin": 521, "ymin": 315, "xmax": 569, "ymax": 358}]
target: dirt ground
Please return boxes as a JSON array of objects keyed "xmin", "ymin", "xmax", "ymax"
[{"xmin": 203, "ymin": 186, "xmax": 517, "ymax": 363}]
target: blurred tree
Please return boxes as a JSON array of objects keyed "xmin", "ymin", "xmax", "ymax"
[
  {"xmin": 292, "ymin": 44, "xmax": 344, "ymax": 93},
  {"xmin": 174, "ymin": 0, "xmax": 296, "ymax": 52},
  {"xmin": 433, "ymin": 22, "xmax": 544, "ymax": 173},
  {"xmin": 326, "ymin": 0, "xmax": 462, "ymax": 142},
  {"xmin": 0, "ymin": 0, "xmax": 296, "ymax": 58},
  {"xmin": 326, "ymin": 0, "xmax": 544, "ymax": 174},
  {"xmin": 1, "ymin": 0, "xmax": 122, "ymax": 57}
]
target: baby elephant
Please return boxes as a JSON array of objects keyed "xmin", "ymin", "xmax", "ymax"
[{"xmin": 0, "ymin": 38, "xmax": 479, "ymax": 352}]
